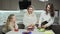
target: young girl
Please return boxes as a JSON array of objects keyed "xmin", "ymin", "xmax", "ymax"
[{"xmin": 2, "ymin": 14, "xmax": 18, "ymax": 34}]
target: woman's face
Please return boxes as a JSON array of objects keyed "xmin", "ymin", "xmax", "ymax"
[
  {"xmin": 10, "ymin": 16, "xmax": 16, "ymax": 22},
  {"xmin": 27, "ymin": 7, "xmax": 33, "ymax": 14},
  {"xmin": 47, "ymin": 5, "xmax": 50, "ymax": 12}
]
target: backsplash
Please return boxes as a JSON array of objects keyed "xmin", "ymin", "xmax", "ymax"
[{"xmin": 0, "ymin": 10, "xmax": 59, "ymax": 25}]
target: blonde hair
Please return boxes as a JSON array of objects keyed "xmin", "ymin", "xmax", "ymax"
[
  {"xmin": 27, "ymin": 5, "xmax": 34, "ymax": 10},
  {"xmin": 5, "ymin": 14, "xmax": 15, "ymax": 30}
]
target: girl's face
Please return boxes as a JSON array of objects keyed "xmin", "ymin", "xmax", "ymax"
[
  {"xmin": 27, "ymin": 7, "xmax": 33, "ymax": 14},
  {"xmin": 10, "ymin": 16, "xmax": 16, "ymax": 22},
  {"xmin": 47, "ymin": 5, "xmax": 50, "ymax": 12}
]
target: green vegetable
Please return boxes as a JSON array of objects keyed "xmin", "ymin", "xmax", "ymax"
[
  {"xmin": 37, "ymin": 28, "xmax": 45, "ymax": 32},
  {"xmin": 44, "ymin": 31, "xmax": 53, "ymax": 34}
]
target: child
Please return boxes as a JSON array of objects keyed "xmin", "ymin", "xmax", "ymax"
[{"xmin": 2, "ymin": 14, "xmax": 18, "ymax": 34}]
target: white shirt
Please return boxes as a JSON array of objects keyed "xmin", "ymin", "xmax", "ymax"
[
  {"xmin": 23, "ymin": 12, "xmax": 37, "ymax": 28},
  {"xmin": 39, "ymin": 10, "xmax": 55, "ymax": 27}
]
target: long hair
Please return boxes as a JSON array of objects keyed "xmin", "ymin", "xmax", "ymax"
[
  {"xmin": 45, "ymin": 3, "xmax": 55, "ymax": 17},
  {"xmin": 5, "ymin": 14, "xmax": 15, "ymax": 30}
]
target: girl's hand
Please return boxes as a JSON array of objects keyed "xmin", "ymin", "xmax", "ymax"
[
  {"xmin": 14, "ymin": 23, "xmax": 18, "ymax": 32},
  {"xmin": 28, "ymin": 24, "xmax": 35, "ymax": 28},
  {"xmin": 14, "ymin": 28, "xmax": 18, "ymax": 32}
]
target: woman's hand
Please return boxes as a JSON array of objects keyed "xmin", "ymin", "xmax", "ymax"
[
  {"xmin": 38, "ymin": 26, "xmax": 41, "ymax": 29},
  {"xmin": 41, "ymin": 25, "xmax": 47, "ymax": 28}
]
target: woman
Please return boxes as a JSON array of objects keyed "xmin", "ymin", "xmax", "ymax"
[
  {"xmin": 39, "ymin": 3, "xmax": 55, "ymax": 29},
  {"xmin": 23, "ymin": 5, "xmax": 37, "ymax": 29},
  {"xmin": 2, "ymin": 14, "xmax": 18, "ymax": 34}
]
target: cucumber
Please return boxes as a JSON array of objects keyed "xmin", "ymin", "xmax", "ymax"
[{"xmin": 37, "ymin": 28, "xmax": 45, "ymax": 32}]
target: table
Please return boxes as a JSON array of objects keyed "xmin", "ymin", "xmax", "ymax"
[{"xmin": 6, "ymin": 29, "xmax": 55, "ymax": 34}]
